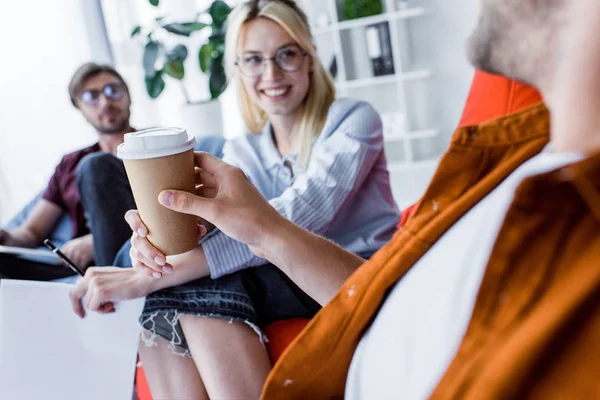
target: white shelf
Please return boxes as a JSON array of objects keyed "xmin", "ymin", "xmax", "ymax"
[
  {"xmin": 337, "ymin": 70, "xmax": 431, "ymax": 90},
  {"xmin": 311, "ymin": 7, "xmax": 428, "ymax": 35},
  {"xmin": 384, "ymin": 129, "xmax": 439, "ymax": 143},
  {"xmin": 301, "ymin": 0, "xmax": 443, "ymax": 176},
  {"xmin": 388, "ymin": 158, "xmax": 440, "ymax": 172},
  {"xmin": 299, "ymin": 0, "xmax": 446, "ymax": 209}
]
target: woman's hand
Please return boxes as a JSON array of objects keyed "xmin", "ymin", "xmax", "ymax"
[
  {"xmin": 124, "ymin": 210, "xmax": 208, "ymax": 278},
  {"xmin": 125, "ymin": 210, "xmax": 173, "ymax": 278},
  {"xmin": 69, "ymin": 267, "xmax": 154, "ymax": 318}
]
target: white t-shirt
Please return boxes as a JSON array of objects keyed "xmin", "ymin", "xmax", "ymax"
[{"xmin": 345, "ymin": 150, "xmax": 582, "ymax": 399}]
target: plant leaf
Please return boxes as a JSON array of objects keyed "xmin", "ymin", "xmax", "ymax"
[
  {"xmin": 163, "ymin": 60, "xmax": 185, "ymax": 80},
  {"xmin": 166, "ymin": 44, "xmax": 188, "ymax": 61},
  {"xmin": 143, "ymin": 41, "xmax": 160, "ymax": 77},
  {"xmin": 209, "ymin": 55, "xmax": 228, "ymax": 99},
  {"xmin": 208, "ymin": 33, "xmax": 226, "ymax": 44},
  {"xmin": 130, "ymin": 25, "xmax": 142, "ymax": 37},
  {"xmin": 149, "ymin": 0, "xmax": 159, "ymax": 6},
  {"xmin": 145, "ymin": 71, "xmax": 165, "ymax": 98},
  {"xmin": 182, "ymin": 22, "xmax": 208, "ymax": 32},
  {"xmin": 199, "ymin": 43, "xmax": 214, "ymax": 73},
  {"xmin": 162, "ymin": 23, "xmax": 192, "ymax": 36},
  {"xmin": 209, "ymin": 0, "xmax": 232, "ymax": 29}
]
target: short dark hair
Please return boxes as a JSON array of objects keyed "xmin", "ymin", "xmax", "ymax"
[{"xmin": 68, "ymin": 62, "xmax": 129, "ymax": 107}]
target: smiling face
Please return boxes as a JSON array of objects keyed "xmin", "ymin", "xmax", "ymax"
[
  {"xmin": 76, "ymin": 72, "xmax": 132, "ymax": 135},
  {"xmin": 236, "ymin": 17, "xmax": 312, "ymax": 124}
]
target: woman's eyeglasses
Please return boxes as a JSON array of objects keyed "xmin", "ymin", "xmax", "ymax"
[
  {"xmin": 80, "ymin": 83, "xmax": 126, "ymax": 106},
  {"xmin": 235, "ymin": 46, "xmax": 308, "ymax": 77}
]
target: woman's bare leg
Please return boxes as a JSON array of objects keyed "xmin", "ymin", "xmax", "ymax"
[
  {"xmin": 179, "ymin": 315, "xmax": 272, "ymax": 399},
  {"xmin": 138, "ymin": 333, "xmax": 208, "ymax": 400}
]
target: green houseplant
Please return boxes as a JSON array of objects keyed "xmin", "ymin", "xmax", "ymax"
[
  {"xmin": 343, "ymin": 0, "xmax": 383, "ymax": 20},
  {"xmin": 131, "ymin": 0, "xmax": 232, "ymax": 101}
]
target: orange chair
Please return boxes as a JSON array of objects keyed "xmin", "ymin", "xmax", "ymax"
[{"xmin": 135, "ymin": 71, "xmax": 542, "ymax": 399}]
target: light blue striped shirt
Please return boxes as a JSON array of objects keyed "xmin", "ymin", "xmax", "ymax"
[{"xmin": 202, "ymin": 98, "xmax": 400, "ymax": 278}]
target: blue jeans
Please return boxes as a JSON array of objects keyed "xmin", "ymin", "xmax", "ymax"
[{"xmin": 76, "ymin": 153, "xmax": 136, "ymax": 266}]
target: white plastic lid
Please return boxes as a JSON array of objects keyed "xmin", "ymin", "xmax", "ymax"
[{"xmin": 117, "ymin": 127, "xmax": 196, "ymax": 160}]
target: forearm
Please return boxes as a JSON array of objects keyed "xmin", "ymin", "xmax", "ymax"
[
  {"xmin": 4, "ymin": 227, "xmax": 42, "ymax": 248},
  {"xmin": 148, "ymin": 246, "xmax": 210, "ymax": 293},
  {"xmin": 5, "ymin": 199, "xmax": 62, "ymax": 248},
  {"xmin": 264, "ymin": 218, "xmax": 365, "ymax": 305}
]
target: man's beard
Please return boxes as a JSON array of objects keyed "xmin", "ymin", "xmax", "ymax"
[
  {"xmin": 94, "ymin": 111, "xmax": 131, "ymax": 135},
  {"xmin": 466, "ymin": 5, "xmax": 541, "ymax": 87},
  {"xmin": 466, "ymin": 10, "xmax": 506, "ymax": 77}
]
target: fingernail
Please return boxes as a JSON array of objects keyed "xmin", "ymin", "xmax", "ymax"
[
  {"xmin": 160, "ymin": 191, "xmax": 174, "ymax": 207},
  {"xmin": 162, "ymin": 265, "xmax": 173, "ymax": 273},
  {"xmin": 154, "ymin": 256, "xmax": 165, "ymax": 266},
  {"xmin": 152, "ymin": 272, "xmax": 162, "ymax": 279},
  {"xmin": 137, "ymin": 227, "xmax": 147, "ymax": 237}
]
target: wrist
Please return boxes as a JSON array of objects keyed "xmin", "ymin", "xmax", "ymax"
[
  {"xmin": 139, "ymin": 270, "xmax": 161, "ymax": 295},
  {"xmin": 258, "ymin": 216, "xmax": 297, "ymax": 265}
]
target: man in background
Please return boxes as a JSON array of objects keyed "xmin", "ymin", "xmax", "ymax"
[{"xmin": 0, "ymin": 62, "xmax": 136, "ymax": 278}]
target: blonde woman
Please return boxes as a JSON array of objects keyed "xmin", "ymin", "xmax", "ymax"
[{"xmin": 70, "ymin": 0, "xmax": 399, "ymax": 398}]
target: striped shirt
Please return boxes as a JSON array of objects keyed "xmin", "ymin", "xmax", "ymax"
[{"xmin": 202, "ymin": 98, "xmax": 400, "ymax": 278}]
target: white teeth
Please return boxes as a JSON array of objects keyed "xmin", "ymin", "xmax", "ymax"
[{"xmin": 264, "ymin": 88, "xmax": 288, "ymax": 97}]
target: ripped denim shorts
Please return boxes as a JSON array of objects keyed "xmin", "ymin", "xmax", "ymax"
[{"xmin": 139, "ymin": 263, "xmax": 321, "ymax": 357}]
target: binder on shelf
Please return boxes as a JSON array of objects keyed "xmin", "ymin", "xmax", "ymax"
[{"xmin": 365, "ymin": 22, "xmax": 395, "ymax": 76}]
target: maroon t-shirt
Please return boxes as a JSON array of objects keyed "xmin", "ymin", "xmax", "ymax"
[{"xmin": 42, "ymin": 143, "xmax": 101, "ymax": 239}]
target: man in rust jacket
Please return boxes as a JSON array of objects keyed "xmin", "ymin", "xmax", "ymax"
[{"xmin": 74, "ymin": 0, "xmax": 599, "ymax": 398}]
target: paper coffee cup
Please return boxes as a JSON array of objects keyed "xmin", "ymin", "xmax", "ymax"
[{"xmin": 117, "ymin": 127, "xmax": 198, "ymax": 255}]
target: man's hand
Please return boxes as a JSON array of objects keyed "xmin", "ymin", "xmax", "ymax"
[
  {"xmin": 61, "ymin": 234, "xmax": 94, "ymax": 269},
  {"xmin": 158, "ymin": 152, "xmax": 285, "ymax": 259},
  {"xmin": 69, "ymin": 267, "xmax": 154, "ymax": 318},
  {"xmin": 156, "ymin": 152, "xmax": 363, "ymax": 305}
]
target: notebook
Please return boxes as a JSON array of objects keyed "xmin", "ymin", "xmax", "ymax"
[
  {"xmin": 0, "ymin": 280, "xmax": 145, "ymax": 400},
  {"xmin": 0, "ymin": 245, "xmax": 60, "ymax": 264}
]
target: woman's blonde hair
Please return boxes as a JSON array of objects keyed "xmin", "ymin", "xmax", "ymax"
[{"xmin": 224, "ymin": 0, "xmax": 336, "ymax": 168}]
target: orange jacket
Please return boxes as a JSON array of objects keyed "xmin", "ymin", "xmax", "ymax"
[{"xmin": 262, "ymin": 103, "xmax": 600, "ymax": 399}]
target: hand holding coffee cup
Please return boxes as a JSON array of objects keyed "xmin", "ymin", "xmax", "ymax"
[
  {"xmin": 117, "ymin": 127, "xmax": 199, "ymax": 257},
  {"xmin": 124, "ymin": 205, "xmax": 209, "ymax": 277}
]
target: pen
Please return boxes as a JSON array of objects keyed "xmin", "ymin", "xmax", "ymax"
[{"xmin": 43, "ymin": 239, "xmax": 85, "ymax": 276}]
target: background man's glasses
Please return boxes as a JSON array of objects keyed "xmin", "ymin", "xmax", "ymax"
[
  {"xmin": 235, "ymin": 46, "xmax": 308, "ymax": 77},
  {"xmin": 80, "ymin": 83, "xmax": 125, "ymax": 106}
]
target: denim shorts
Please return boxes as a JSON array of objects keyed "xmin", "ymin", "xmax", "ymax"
[{"xmin": 139, "ymin": 264, "xmax": 321, "ymax": 356}]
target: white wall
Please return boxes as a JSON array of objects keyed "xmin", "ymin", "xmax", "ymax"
[
  {"xmin": 414, "ymin": 0, "xmax": 478, "ymax": 140},
  {"xmin": 388, "ymin": 0, "xmax": 480, "ymax": 207},
  {"xmin": 0, "ymin": 0, "xmax": 113, "ymax": 224}
]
